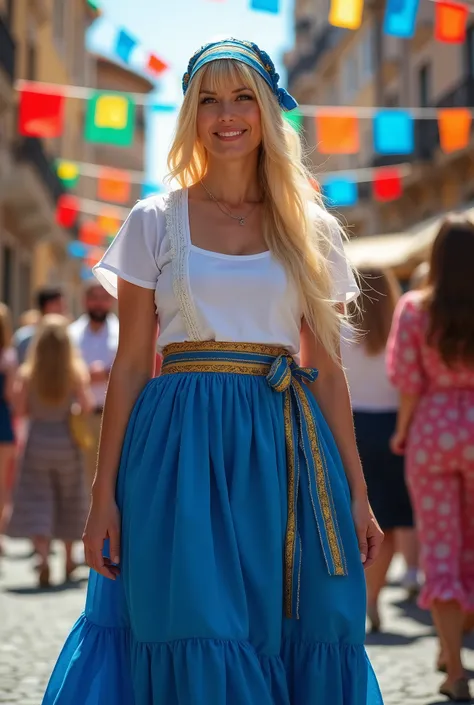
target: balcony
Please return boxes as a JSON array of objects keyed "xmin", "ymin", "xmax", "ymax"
[
  {"xmin": 0, "ymin": 14, "xmax": 16, "ymax": 113},
  {"xmin": 14, "ymin": 137, "xmax": 65, "ymax": 204},
  {"xmin": 287, "ymin": 25, "xmax": 346, "ymax": 88},
  {"xmin": 4, "ymin": 138, "xmax": 66, "ymax": 243}
]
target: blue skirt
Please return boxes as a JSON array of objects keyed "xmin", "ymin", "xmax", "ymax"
[{"xmin": 43, "ymin": 343, "xmax": 383, "ymax": 705}]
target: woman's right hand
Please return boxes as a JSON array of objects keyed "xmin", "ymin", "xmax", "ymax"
[{"xmin": 82, "ymin": 493, "xmax": 121, "ymax": 580}]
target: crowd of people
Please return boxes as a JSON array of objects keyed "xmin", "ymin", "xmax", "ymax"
[{"xmin": 0, "ymin": 281, "xmax": 120, "ymax": 583}]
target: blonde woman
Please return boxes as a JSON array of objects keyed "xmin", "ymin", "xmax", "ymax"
[
  {"xmin": 7, "ymin": 315, "xmax": 92, "ymax": 587},
  {"xmin": 342, "ymin": 268, "xmax": 417, "ymax": 633},
  {"xmin": 43, "ymin": 39, "xmax": 383, "ymax": 705},
  {"xmin": 0, "ymin": 303, "xmax": 17, "ymax": 553}
]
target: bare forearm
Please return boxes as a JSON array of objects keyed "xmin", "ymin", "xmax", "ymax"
[
  {"xmin": 396, "ymin": 393, "xmax": 419, "ymax": 436},
  {"xmin": 92, "ymin": 360, "xmax": 152, "ymax": 497},
  {"xmin": 309, "ymin": 370, "xmax": 367, "ymax": 499}
]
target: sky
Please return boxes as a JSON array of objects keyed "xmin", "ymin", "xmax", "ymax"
[{"xmin": 87, "ymin": 0, "xmax": 295, "ymax": 187}]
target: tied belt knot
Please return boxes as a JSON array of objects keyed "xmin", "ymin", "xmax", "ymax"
[
  {"xmin": 161, "ymin": 342, "xmax": 348, "ymax": 619},
  {"xmin": 266, "ymin": 353, "xmax": 347, "ymax": 618}
]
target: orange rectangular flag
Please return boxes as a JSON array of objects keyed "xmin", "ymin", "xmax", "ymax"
[
  {"xmin": 315, "ymin": 112, "xmax": 360, "ymax": 154},
  {"xmin": 97, "ymin": 168, "xmax": 131, "ymax": 204},
  {"xmin": 438, "ymin": 108, "xmax": 472, "ymax": 153}
]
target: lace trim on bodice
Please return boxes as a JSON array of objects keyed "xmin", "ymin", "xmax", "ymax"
[{"xmin": 165, "ymin": 189, "xmax": 203, "ymax": 341}]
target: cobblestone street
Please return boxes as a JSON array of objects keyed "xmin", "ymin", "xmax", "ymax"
[{"xmin": 1, "ymin": 538, "xmax": 474, "ymax": 705}]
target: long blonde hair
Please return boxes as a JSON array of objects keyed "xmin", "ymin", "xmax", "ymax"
[
  {"xmin": 167, "ymin": 59, "xmax": 346, "ymax": 358},
  {"xmin": 22, "ymin": 314, "xmax": 87, "ymax": 405},
  {"xmin": 353, "ymin": 267, "xmax": 401, "ymax": 356},
  {"xmin": 0, "ymin": 303, "xmax": 12, "ymax": 352}
]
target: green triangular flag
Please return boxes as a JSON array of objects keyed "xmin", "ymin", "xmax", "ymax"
[{"xmin": 85, "ymin": 91, "xmax": 136, "ymax": 147}]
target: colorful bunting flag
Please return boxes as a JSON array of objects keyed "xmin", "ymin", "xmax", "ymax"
[
  {"xmin": 373, "ymin": 168, "xmax": 403, "ymax": 201},
  {"xmin": 322, "ymin": 178, "xmax": 358, "ymax": 207},
  {"xmin": 19, "ymin": 88, "xmax": 65, "ymax": 138},
  {"xmin": 283, "ymin": 109, "xmax": 303, "ymax": 132},
  {"xmin": 316, "ymin": 113, "xmax": 360, "ymax": 154},
  {"xmin": 56, "ymin": 160, "xmax": 80, "ymax": 190},
  {"xmin": 97, "ymin": 169, "xmax": 131, "ymax": 204},
  {"xmin": 147, "ymin": 54, "xmax": 169, "ymax": 76},
  {"xmin": 250, "ymin": 0, "xmax": 279, "ymax": 12},
  {"xmin": 329, "ymin": 0, "xmax": 363, "ymax": 30},
  {"xmin": 435, "ymin": 2, "xmax": 468, "ymax": 43},
  {"xmin": 80, "ymin": 266, "xmax": 94, "ymax": 280},
  {"xmin": 373, "ymin": 110, "xmax": 414, "ymax": 154},
  {"xmin": 85, "ymin": 91, "xmax": 136, "ymax": 147},
  {"xmin": 97, "ymin": 212, "xmax": 122, "ymax": 235},
  {"xmin": 79, "ymin": 221, "xmax": 104, "ymax": 247},
  {"xmin": 86, "ymin": 247, "xmax": 105, "ymax": 269},
  {"xmin": 383, "ymin": 0, "xmax": 420, "ymax": 38},
  {"xmin": 141, "ymin": 183, "xmax": 165, "ymax": 198},
  {"xmin": 115, "ymin": 29, "xmax": 138, "ymax": 64},
  {"xmin": 438, "ymin": 108, "xmax": 472, "ymax": 153},
  {"xmin": 87, "ymin": 0, "xmax": 101, "ymax": 9},
  {"xmin": 67, "ymin": 241, "xmax": 88, "ymax": 259},
  {"xmin": 56, "ymin": 195, "xmax": 79, "ymax": 228}
]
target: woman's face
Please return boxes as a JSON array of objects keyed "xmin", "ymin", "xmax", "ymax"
[{"xmin": 196, "ymin": 71, "xmax": 262, "ymax": 162}]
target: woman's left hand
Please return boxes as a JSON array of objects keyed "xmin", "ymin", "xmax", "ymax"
[{"xmin": 351, "ymin": 495, "xmax": 384, "ymax": 570}]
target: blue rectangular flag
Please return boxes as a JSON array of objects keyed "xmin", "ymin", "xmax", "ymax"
[
  {"xmin": 115, "ymin": 29, "xmax": 138, "ymax": 64},
  {"xmin": 374, "ymin": 110, "xmax": 414, "ymax": 154},
  {"xmin": 383, "ymin": 0, "xmax": 420, "ymax": 38},
  {"xmin": 322, "ymin": 178, "xmax": 358, "ymax": 207},
  {"xmin": 250, "ymin": 0, "xmax": 279, "ymax": 12}
]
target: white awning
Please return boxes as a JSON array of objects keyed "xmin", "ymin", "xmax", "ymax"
[{"xmin": 344, "ymin": 203, "xmax": 474, "ymax": 270}]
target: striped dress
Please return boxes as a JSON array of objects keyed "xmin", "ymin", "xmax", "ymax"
[{"xmin": 7, "ymin": 389, "xmax": 88, "ymax": 541}]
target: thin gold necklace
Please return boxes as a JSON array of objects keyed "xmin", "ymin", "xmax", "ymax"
[{"xmin": 200, "ymin": 179, "xmax": 260, "ymax": 226}]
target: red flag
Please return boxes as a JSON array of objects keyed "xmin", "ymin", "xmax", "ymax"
[
  {"xmin": 147, "ymin": 54, "xmax": 168, "ymax": 76},
  {"xmin": 56, "ymin": 195, "xmax": 79, "ymax": 228},
  {"xmin": 373, "ymin": 168, "xmax": 402, "ymax": 202},
  {"xmin": 79, "ymin": 221, "xmax": 104, "ymax": 247},
  {"xmin": 19, "ymin": 86, "xmax": 65, "ymax": 138}
]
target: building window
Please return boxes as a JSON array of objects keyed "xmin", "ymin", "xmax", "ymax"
[
  {"xmin": 2, "ymin": 245, "xmax": 13, "ymax": 308},
  {"xmin": 385, "ymin": 93, "xmax": 399, "ymax": 107},
  {"xmin": 53, "ymin": 0, "xmax": 67, "ymax": 49},
  {"xmin": 360, "ymin": 25, "xmax": 374, "ymax": 82},
  {"xmin": 26, "ymin": 40, "xmax": 37, "ymax": 81},
  {"xmin": 418, "ymin": 63, "xmax": 431, "ymax": 107},
  {"xmin": 465, "ymin": 25, "xmax": 474, "ymax": 77},
  {"xmin": 341, "ymin": 52, "xmax": 358, "ymax": 103},
  {"xmin": 19, "ymin": 262, "xmax": 31, "ymax": 315}
]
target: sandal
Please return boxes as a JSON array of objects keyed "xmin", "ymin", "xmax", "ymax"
[{"xmin": 439, "ymin": 678, "xmax": 472, "ymax": 702}]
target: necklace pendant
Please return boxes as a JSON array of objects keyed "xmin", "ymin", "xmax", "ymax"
[{"xmin": 238, "ymin": 217, "xmax": 245, "ymax": 226}]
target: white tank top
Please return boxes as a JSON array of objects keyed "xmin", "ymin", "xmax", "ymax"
[{"xmin": 93, "ymin": 189, "xmax": 359, "ymax": 355}]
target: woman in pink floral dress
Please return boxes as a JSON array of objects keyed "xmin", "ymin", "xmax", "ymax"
[{"xmin": 387, "ymin": 219, "xmax": 474, "ymax": 702}]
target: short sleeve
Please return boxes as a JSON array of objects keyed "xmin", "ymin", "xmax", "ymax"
[
  {"xmin": 93, "ymin": 197, "xmax": 166, "ymax": 298},
  {"xmin": 310, "ymin": 203, "xmax": 360, "ymax": 304},
  {"xmin": 386, "ymin": 292, "xmax": 426, "ymax": 395}
]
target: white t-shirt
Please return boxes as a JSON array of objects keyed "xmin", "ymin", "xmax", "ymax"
[
  {"xmin": 93, "ymin": 189, "xmax": 359, "ymax": 356},
  {"xmin": 341, "ymin": 326, "xmax": 399, "ymax": 412},
  {"xmin": 69, "ymin": 314, "xmax": 119, "ymax": 407}
]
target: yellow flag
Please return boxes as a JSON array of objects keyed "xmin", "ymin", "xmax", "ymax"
[{"xmin": 329, "ymin": 0, "xmax": 363, "ymax": 30}]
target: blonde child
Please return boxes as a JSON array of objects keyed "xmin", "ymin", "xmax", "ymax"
[{"xmin": 7, "ymin": 315, "xmax": 93, "ymax": 587}]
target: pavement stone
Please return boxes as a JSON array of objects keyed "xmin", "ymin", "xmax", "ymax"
[{"xmin": 1, "ymin": 537, "xmax": 474, "ymax": 704}]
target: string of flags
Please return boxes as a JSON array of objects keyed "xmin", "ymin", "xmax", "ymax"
[{"xmin": 328, "ymin": 0, "xmax": 474, "ymax": 41}]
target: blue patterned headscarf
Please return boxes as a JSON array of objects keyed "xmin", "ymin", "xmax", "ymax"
[{"xmin": 182, "ymin": 38, "xmax": 298, "ymax": 112}]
